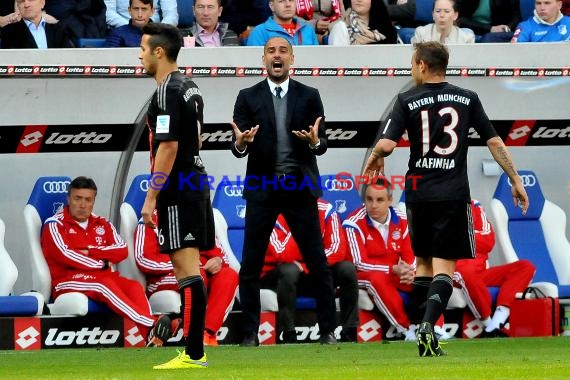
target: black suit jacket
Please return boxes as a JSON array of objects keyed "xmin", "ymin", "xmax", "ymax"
[
  {"xmin": 231, "ymin": 78, "xmax": 327, "ymax": 201},
  {"xmin": 1, "ymin": 19, "xmax": 74, "ymax": 49}
]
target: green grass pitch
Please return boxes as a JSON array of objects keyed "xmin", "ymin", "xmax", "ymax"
[{"xmin": 1, "ymin": 337, "xmax": 569, "ymax": 379}]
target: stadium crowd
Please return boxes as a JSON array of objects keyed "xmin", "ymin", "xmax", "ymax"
[{"xmin": 1, "ymin": 0, "xmax": 569, "ymax": 48}]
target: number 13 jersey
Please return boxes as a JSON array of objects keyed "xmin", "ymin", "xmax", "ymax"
[{"xmin": 382, "ymin": 82, "xmax": 498, "ymax": 203}]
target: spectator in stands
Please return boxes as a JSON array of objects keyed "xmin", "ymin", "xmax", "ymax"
[
  {"xmin": 247, "ymin": 0, "xmax": 319, "ymax": 46},
  {"xmin": 43, "ymin": 0, "xmax": 107, "ymax": 41},
  {"xmin": 134, "ymin": 214, "xmax": 239, "ymax": 346},
  {"xmin": 328, "ymin": 0, "xmax": 397, "ymax": 45},
  {"xmin": 41, "ymin": 176, "xmax": 175, "ymax": 347},
  {"xmin": 296, "ymin": 0, "xmax": 345, "ymax": 44},
  {"xmin": 104, "ymin": 0, "xmax": 177, "ymax": 28},
  {"xmin": 343, "ymin": 178, "xmax": 417, "ymax": 340},
  {"xmin": 105, "ymin": 0, "xmax": 153, "ymax": 47},
  {"xmin": 455, "ymin": 0, "xmax": 520, "ymax": 42},
  {"xmin": 564, "ymin": 0, "xmax": 570, "ymax": 15},
  {"xmin": 454, "ymin": 200, "xmax": 536, "ymax": 337},
  {"xmin": 262, "ymin": 199, "xmax": 359, "ymax": 343},
  {"xmin": 187, "ymin": 0, "xmax": 239, "ymax": 47},
  {"xmin": 411, "ymin": 0, "xmax": 475, "ymax": 44},
  {"xmin": 1, "ymin": 0, "xmax": 74, "ymax": 49},
  {"xmin": 511, "ymin": 0, "xmax": 570, "ymax": 42}
]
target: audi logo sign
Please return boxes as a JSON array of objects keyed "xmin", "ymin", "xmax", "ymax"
[
  {"xmin": 507, "ymin": 174, "xmax": 537, "ymax": 187},
  {"xmin": 323, "ymin": 178, "xmax": 355, "ymax": 191},
  {"xmin": 138, "ymin": 180, "xmax": 149, "ymax": 192},
  {"xmin": 223, "ymin": 185, "xmax": 244, "ymax": 197},
  {"xmin": 42, "ymin": 181, "xmax": 70, "ymax": 194}
]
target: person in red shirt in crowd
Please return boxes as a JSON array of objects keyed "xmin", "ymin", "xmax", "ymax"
[
  {"xmin": 454, "ymin": 200, "xmax": 535, "ymax": 337},
  {"xmin": 262, "ymin": 198, "xmax": 359, "ymax": 343},
  {"xmin": 134, "ymin": 214, "xmax": 239, "ymax": 346},
  {"xmin": 41, "ymin": 176, "xmax": 172, "ymax": 346},
  {"xmin": 343, "ymin": 177, "xmax": 418, "ymax": 340}
]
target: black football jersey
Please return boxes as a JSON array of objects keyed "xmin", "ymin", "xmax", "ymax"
[
  {"xmin": 146, "ymin": 71, "xmax": 208, "ymax": 199},
  {"xmin": 383, "ymin": 82, "xmax": 497, "ymax": 202}
]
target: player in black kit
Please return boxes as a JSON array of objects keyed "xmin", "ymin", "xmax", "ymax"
[
  {"xmin": 363, "ymin": 42, "xmax": 529, "ymax": 357},
  {"xmin": 139, "ymin": 23, "xmax": 214, "ymax": 369}
]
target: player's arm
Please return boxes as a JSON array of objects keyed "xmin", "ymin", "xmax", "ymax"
[
  {"xmin": 486, "ymin": 136, "xmax": 529, "ymax": 214},
  {"xmin": 363, "ymin": 138, "xmax": 398, "ymax": 177},
  {"xmin": 142, "ymin": 140, "xmax": 177, "ymax": 228},
  {"xmin": 363, "ymin": 98, "xmax": 406, "ymax": 177}
]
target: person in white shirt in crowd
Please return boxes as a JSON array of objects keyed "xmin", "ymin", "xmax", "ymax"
[
  {"xmin": 104, "ymin": 0, "xmax": 178, "ymax": 28},
  {"xmin": 328, "ymin": 0, "xmax": 397, "ymax": 45},
  {"xmin": 412, "ymin": 0, "xmax": 475, "ymax": 44}
]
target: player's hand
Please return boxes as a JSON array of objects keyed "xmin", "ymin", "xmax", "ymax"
[
  {"xmin": 362, "ymin": 151, "xmax": 385, "ymax": 179},
  {"xmin": 203, "ymin": 257, "xmax": 223, "ymax": 274},
  {"xmin": 141, "ymin": 197, "xmax": 157, "ymax": 229},
  {"xmin": 231, "ymin": 121, "xmax": 259, "ymax": 150},
  {"xmin": 511, "ymin": 179, "xmax": 529, "ymax": 215},
  {"xmin": 292, "ymin": 116, "xmax": 322, "ymax": 145}
]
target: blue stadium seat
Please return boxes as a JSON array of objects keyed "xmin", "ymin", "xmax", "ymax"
[
  {"xmin": 23, "ymin": 176, "xmax": 109, "ymax": 315},
  {"xmin": 415, "ymin": 0, "xmax": 435, "ymax": 23},
  {"xmin": 490, "ymin": 170, "xmax": 570, "ymax": 298},
  {"xmin": 0, "ymin": 218, "xmax": 45, "ymax": 316},
  {"xmin": 118, "ymin": 174, "xmax": 150, "ymax": 287},
  {"xmin": 212, "ymin": 180, "xmax": 246, "ymax": 262},
  {"xmin": 118, "ymin": 174, "xmax": 181, "ymax": 314},
  {"xmin": 77, "ymin": 38, "xmax": 106, "ymax": 48},
  {"xmin": 177, "ymin": 0, "xmax": 194, "ymax": 28},
  {"xmin": 320, "ymin": 174, "xmax": 363, "ymax": 221},
  {"xmin": 520, "ymin": 0, "xmax": 535, "ymax": 20}
]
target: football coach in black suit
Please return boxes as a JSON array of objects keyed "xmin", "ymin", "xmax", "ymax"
[{"xmin": 230, "ymin": 36, "xmax": 337, "ymax": 346}]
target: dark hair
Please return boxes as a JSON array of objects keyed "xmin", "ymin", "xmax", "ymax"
[
  {"xmin": 433, "ymin": 0, "xmax": 458, "ymax": 12},
  {"xmin": 129, "ymin": 0, "xmax": 153, "ymax": 6},
  {"xmin": 413, "ymin": 41, "xmax": 449, "ymax": 75},
  {"xmin": 69, "ymin": 176, "xmax": 97, "ymax": 195},
  {"xmin": 142, "ymin": 23, "xmax": 182, "ymax": 62},
  {"xmin": 368, "ymin": 0, "xmax": 397, "ymax": 44},
  {"xmin": 362, "ymin": 176, "xmax": 393, "ymax": 198},
  {"xmin": 194, "ymin": 0, "xmax": 223, "ymax": 5}
]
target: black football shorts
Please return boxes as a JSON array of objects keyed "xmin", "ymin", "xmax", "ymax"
[{"xmin": 406, "ymin": 200, "xmax": 475, "ymax": 260}]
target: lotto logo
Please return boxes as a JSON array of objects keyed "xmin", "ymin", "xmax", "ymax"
[
  {"xmin": 258, "ymin": 321, "xmax": 275, "ymax": 345},
  {"xmin": 259, "ymin": 312, "xmax": 276, "ymax": 345},
  {"xmin": 123, "ymin": 319, "xmax": 144, "ymax": 347},
  {"xmin": 14, "ymin": 318, "xmax": 41, "ymax": 350},
  {"xmin": 15, "ymin": 326, "xmax": 41, "ymax": 350},
  {"xmin": 359, "ymin": 319, "xmax": 382, "ymax": 342},
  {"xmin": 20, "ymin": 131, "xmax": 44, "ymax": 147}
]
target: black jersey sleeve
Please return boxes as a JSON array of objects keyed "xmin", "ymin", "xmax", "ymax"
[
  {"xmin": 382, "ymin": 95, "xmax": 407, "ymax": 143},
  {"xmin": 470, "ymin": 93, "xmax": 498, "ymax": 142},
  {"xmin": 154, "ymin": 84, "xmax": 184, "ymax": 142}
]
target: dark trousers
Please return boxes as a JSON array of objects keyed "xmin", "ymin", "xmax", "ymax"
[
  {"xmin": 331, "ymin": 261, "xmax": 359, "ymax": 331},
  {"xmin": 261, "ymin": 261, "xmax": 359, "ymax": 334},
  {"xmin": 261, "ymin": 263, "xmax": 305, "ymax": 333},
  {"xmin": 239, "ymin": 189, "xmax": 336, "ymax": 337}
]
